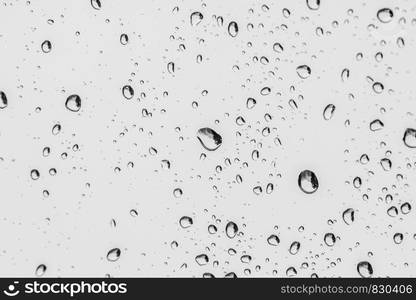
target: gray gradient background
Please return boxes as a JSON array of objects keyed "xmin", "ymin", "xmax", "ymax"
[{"xmin": 0, "ymin": 0, "xmax": 416, "ymax": 277}]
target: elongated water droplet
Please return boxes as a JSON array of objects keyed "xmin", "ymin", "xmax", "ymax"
[
  {"xmin": 35, "ymin": 264, "xmax": 47, "ymax": 277},
  {"xmin": 107, "ymin": 248, "xmax": 121, "ymax": 262},
  {"xmin": 323, "ymin": 104, "xmax": 335, "ymax": 120},
  {"xmin": 298, "ymin": 170, "xmax": 319, "ymax": 194},
  {"xmin": 225, "ymin": 221, "xmax": 238, "ymax": 239},
  {"xmin": 228, "ymin": 21, "xmax": 238, "ymax": 37},
  {"xmin": 289, "ymin": 241, "xmax": 300, "ymax": 255},
  {"xmin": 52, "ymin": 124, "xmax": 61, "ymax": 135},
  {"xmin": 122, "ymin": 85, "xmax": 134, "ymax": 100},
  {"xmin": 342, "ymin": 208, "xmax": 355, "ymax": 225},
  {"xmin": 65, "ymin": 94, "xmax": 81, "ymax": 112},
  {"xmin": 197, "ymin": 127, "xmax": 222, "ymax": 151},
  {"xmin": 91, "ymin": 0, "xmax": 101, "ymax": 10},
  {"xmin": 120, "ymin": 33, "xmax": 129, "ymax": 45},
  {"xmin": 167, "ymin": 62, "xmax": 175, "ymax": 74},
  {"xmin": 341, "ymin": 68, "xmax": 350, "ymax": 82},
  {"xmin": 0, "ymin": 91, "xmax": 7, "ymax": 109},
  {"xmin": 403, "ymin": 128, "xmax": 416, "ymax": 148}
]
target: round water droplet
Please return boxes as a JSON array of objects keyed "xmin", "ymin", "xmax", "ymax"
[
  {"xmin": 298, "ymin": 170, "xmax": 319, "ymax": 194},
  {"xmin": 41, "ymin": 40, "xmax": 52, "ymax": 53},
  {"xmin": 91, "ymin": 0, "xmax": 101, "ymax": 10},
  {"xmin": 228, "ymin": 21, "xmax": 238, "ymax": 37},
  {"xmin": 393, "ymin": 232, "xmax": 403, "ymax": 244},
  {"xmin": 324, "ymin": 233, "xmax": 336, "ymax": 247},
  {"xmin": 35, "ymin": 264, "xmax": 47, "ymax": 277},
  {"xmin": 377, "ymin": 8, "xmax": 393, "ymax": 23},
  {"xmin": 107, "ymin": 248, "xmax": 121, "ymax": 262},
  {"xmin": 30, "ymin": 169, "xmax": 40, "ymax": 180},
  {"xmin": 0, "ymin": 91, "xmax": 8, "ymax": 109},
  {"xmin": 403, "ymin": 128, "xmax": 416, "ymax": 148},
  {"xmin": 208, "ymin": 224, "xmax": 217, "ymax": 234},
  {"xmin": 65, "ymin": 94, "xmax": 81, "ymax": 112},
  {"xmin": 246, "ymin": 97, "xmax": 256, "ymax": 109},
  {"xmin": 122, "ymin": 85, "xmax": 134, "ymax": 100},
  {"xmin": 372, "ymin": 82, "xmax": 384, "ymax": 94},
  {"xmin": 306, "ymin": 0, "xmax": 320, "ymax": 10},
  {"xmin": 197, "ymin": 127, "xmax": 222, "ymax": 151},
  {"xmin": 400, "ymin": 202, "xmax": 411, "ymax": 214},
  {"xmin": 323, "ymin": 104, "xmax": 335, "ymax": 120},
  {"xmin": 225, "ymin": 221, "xmax": 238, "ymax": 239},
  {"xmin": 190, "ymin": 12, "xmax": 203, "ymax": 26},
  {"xmin": 195, "ymin": 254, "xmax": 209, "ymax": 266},
  {"xmin": 173, "ymin": 188, "xmax": 183, "ymax": 198},
  {"xmin": 342, "ymin": 208, "xmax": 355, "ymax": 225},
  {"xmin": 369, "ymin": 119, "xmax": 384, "ymax": 131},
  {"xmin": 296, "ymin": 65, "xmax": 311, "ymax": 79},
  {"xmin": 357, "ymin": 261, "xmax": 373, "ymax": 278},
  {"xmin": 179, "ymin": 216, "xmax": 193, "ymax": 228},
  {"xmin": 267, "ymin": 234, "xmax": 280, "ymax": 246}
]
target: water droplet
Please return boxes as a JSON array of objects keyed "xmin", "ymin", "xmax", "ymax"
[
  {"xmin": 0, "ymin": 91, "xmax": 8, "ymax": 109},
  {"xmin": 65, "ymin": 94, "xmax": 81, "ymax": 112},
  {"xmin": 377, "ymin": 8, "xmax": 393, "ymax": 23},
  {"xmin": 30, "ymin": 169, "xmax": 40, "ymax": 180},
  {"xmin": 52, "ymin": 124, "xmax": 61, "ymax": 135},
  {"xmin": 324, "ymin": 233, "xmax": 336, "ymax": 247},
  {"xmin": 403, "ymin": 128, "xmax": 416, "ymax": 148},
  {"xmin": 190, "ymin": 12, "xmax": 203, "ymax": 26},
  {"xmin": 195, "ymin": 254, "xmax": 209, "ymax": 266},
  {"xmin": 225, "ymin": 221, "xmax": 238, "ymax": 239},
  {"xmin": 372, "ymin": 82, "xmax": 384, "ymax": 94},
  {"xmin": 289, "ymin": 241, "xmax": 300, "ymax": 255},
  {"xmin": 179, "ymin": 216, "xmax": 193, "ymax": 228},
  {"xmin": 357, "ymin": 261, "xmax": 373, "ymax": 278},
  {"xmin": 197, "ymin": 128, "xmax": 222, "ymax": 151},
  {"xmin": 228, "ymin": 21, "xmax": 238, "ymax": 37},
  {"xmin": 120, "ymin": 33, "xmax": 129, "ymax": 45},
  {"xmin": 306, "ymin": 0, "xmax": 320, "ymax": 10},
  {"xmin": 173, "ymin": 188, "xmax": 183, "ymax": 198},
  {"xmin": 342, "ymin": 208, "xmax": 355, "ymax": 225},
  {"xmin": 246, "ymin": 97, "xmax": 256, "ymax": 109},
  {"xmin": 267, "ymin": 234, "xmax": 280, "ymax": 246},
  {"xmin": 400, "ymin": 202, "xmax": 411, "ymax": 214},
  {"xmin": 167, "ymin": 62, "xmax": 175, "ymax": 74},
  {"xmin": 122, "ymin": 85, "xmax": 134, "ymax": 100},
  {"xmin": 208, "ymin": 224, "xmax": 217, "ymax": 234},
  {"xmin": 91, "ymin": 0, "xmax": 101, "ymax": 10},
  {"xmin": 273, "ymin": 42, "xmax": 284, "ymax": 53},
  {"xmin": 35, "ymin": 264, "xmax": 47, "ymax": 277},
  {"xmin": 298, "ymin": 170, "xmax": 319, "ymax": 194},
  {"xmin": 41, "ymin": 40, "xmax": 52, "ymax": 53},
  {"xmin": 107, "ymin": 248, "xmax": 121, "ymax": 262},
  {"xmin": 341, "ymin": 68, "xmax": 350, "ymax": 82},
  {"xmin": 296, "ymin": 65, "xmax": 311, "ymax": 79},
  {"xmin": 393, "ymin": 232, "xmax": 403, "ymax": 244},
  {"xmin": 369, "ymin": 119, "xmax": 384, "ymax": 131},
  {"xmin": 353, "ymin": 176, "xmax": 362, "ymax": 188},
  {"xmin": 380, "ymin": 158, "xmax": 392, "ymax": 171},
  {"xmin": 323, "ymin": 104, "xmax": 335, "ymax": 120}
]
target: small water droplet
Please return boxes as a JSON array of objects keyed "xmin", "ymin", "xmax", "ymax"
[
  {"xmin": 41, "ymin": 40, "xmax": 52, "ymax": 53},
  {"xmin": 323, "ymin": 104, "xmax": 336, "ymax": 120},
  {"xmin": 369, "ymin": 119, "xmax": 384, "ymax": 131},
  {"xmin": 107, "ymin": 248, "xmax": 121, "ymax": 262},
  {"xmin": 91, "ymin": 0, "xmax": 101, "ymax": 10},
  {"xmin": 190, "ymin": 12, "xmax": 203, "ymax": 26},
  {"xmin": 289, "ymin": 241, "xmax": 300, "ymax": 255},
  {"xmin": 195, "ymin": 254, "xmax": 209, "ymax": 266},
  {"xmin": 30, "ymin": 169, "xmax": 40, "ymax": 180},
  {"xmin": 306, "ymin": 0, "xmax": 320, "ymax": 10},
  {"xmin": 298, "ymin": 170, "xmax": 319, "ymax": 194},
  {"xmin": 296, "ymin": 65, "xmax": 311, "ymax": 79},
  {"xmin": 267, "ymin": 234, "xmax": 280, "ymax": 246},
  {"xmin": 324, "ymin": 233, "xmax": 336, "ymax": 247},
  {"xmin": 35, "ymin": 264, "xmax": 47, "ymax": 277},
  {"xmin": 120, "ymin": 33, "xmax": 129, "ymax": 45},
  {"xmin": 0, "ymin": 91, "xmax": 8, "ymax": 109}
]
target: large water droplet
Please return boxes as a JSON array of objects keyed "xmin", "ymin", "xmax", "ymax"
[
  {"xmin": 357, "ymin": 261, "xmax": 373, "ymax": 278},
  {"xmin": 91, "ymin": 0, "xmax": 101, "ymax": 10},
  {"xmin": 225, "ymin": 221, "xmax": 238, "ymax": 239},
  {"xmin": 298, "ymin": 170, "xmax": 319, "ymax": 194},
  {"xmin": 65, "ymin": 94, "xmax": 81, "ymax": 112},
  {"xmin": 197, "ymin": 127, "xmax": 222, "ymax": 151},
  {"xmin": 195, "ymin": 254, "xmax": 209, "ymax": 266},
  {"xmin": 228, "ymin": 21, "xmax": 239, "ymax": 37},
  {"xmin": 296, "ymin": 65, "xmax": 311, "ymax": 79},
  {"xmin": 107, "ymin": 248, "xmax": 121, "ymax": 262},
  {"xmin": 0, "ymin": 91, "xmax": 8, "ymax": 109},
  {"xmin": 377, "ymin": 8, "xmax": 393, "ymax": 23},
  {"xmin": 403, "ymin": 128, "xmax": 416, "ymax": 148},
  {"xmin": 190, "ymin": 12, "xmax": 203, "ymax": 26}
]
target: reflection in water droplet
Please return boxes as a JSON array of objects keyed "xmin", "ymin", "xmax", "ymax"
[
  {"xmin": 225, "ymin": 221, "xmax": 238, "ymax": 239},
  {"xmin": 41, "ymin": 40, "xmax": 52, "ymax": 53},
  {"xmin": 323, "ymin": 104, "xmax": 335, "ymax": 120},
  {"xmin": 65, "ymin": 94, "xmax": 81, "ymax": 112},
  {"xmin": 298, "ymin": 170, "xmax": 319, "ymax": 194},
  {"xmin": 190, "ymin": 12, "xmax": 203, "ymax": 26},
  {"xmin": 122, "ymin": 85, "xmax": 134, "ymax": 100},
  {"xmin": 403, "ymin": 128, "xmax": 416, "ymax": 148},
  {"xmin": 228, "ymin": 21, "xmax": 238, "ymax": 37},
  {"xmin": 0, "ymin": 91, "xmax": 8, "ymax": 109},
  {"xmin": 357, "ymin": 261, "xmax": 373, "ymax": 278},
  {"xmin": 296, "ymin": 65, "xmax": 311, "ymax": 79},
  {"xmin": 197, "ymin": 128, "xmax": 222, "ymax": 151},
  {"xmin": 377, "ymin": 8, "xmax": 393, "ymax": 23},
  {"xmin": 107, "ymin": 248, "xmax": 121, "ymax": 262},
  {"xmin": 179, "ymin": 216, "xmax": 193, "ymax": 228}
]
